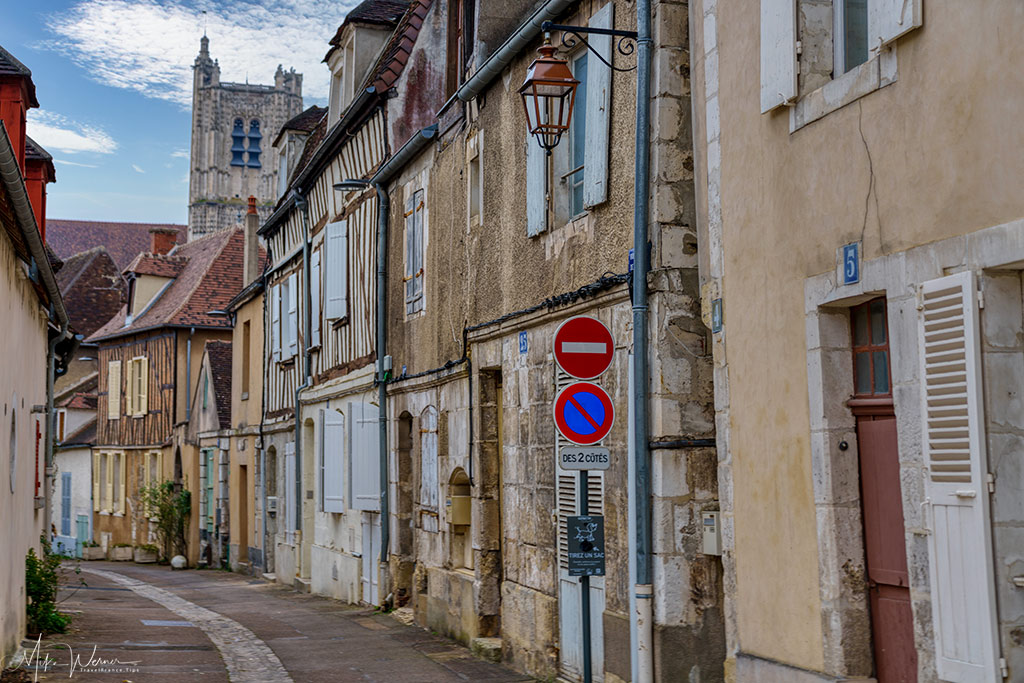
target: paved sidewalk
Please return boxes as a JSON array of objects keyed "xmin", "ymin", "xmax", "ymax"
[{"xmin": 17, "ymin": 561, "xmax": 532, "ymax": 683}]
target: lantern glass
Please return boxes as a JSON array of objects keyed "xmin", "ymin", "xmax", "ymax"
[{"xmin": 519, "ymin": 43, "xmax": 579, "ymax": 153}]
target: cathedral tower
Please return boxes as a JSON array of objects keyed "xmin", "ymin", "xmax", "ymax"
[{"xmin": 188, "ymin": 37, "xmax": 303, "ymax": 240}]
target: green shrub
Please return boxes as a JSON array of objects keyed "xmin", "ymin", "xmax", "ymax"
[
  {"xmin": 25, "ymin": 544, "xmax": 70, "ymax": 635},
  {"xmin": 135, "ymin": 544, "xmax": 159, "ymax": 553},
  {"xmin": 140, "ymin": 481, "xmax": 191, "ymax": 560},
  {"xmin": 113, "ymin": 543, "xmax": 133, "ymax": 548}
]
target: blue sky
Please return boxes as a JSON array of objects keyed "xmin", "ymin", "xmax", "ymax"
[{"xmin": 1, "ymin": 1, "xmax": 358, "ymax": 224}]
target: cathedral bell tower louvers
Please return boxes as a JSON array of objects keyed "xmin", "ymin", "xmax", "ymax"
[{"xmin": 187, "ymin": 37, "xmax": 303, "ymax": 241}]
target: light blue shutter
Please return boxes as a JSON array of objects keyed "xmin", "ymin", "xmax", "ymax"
[
  {"xmin": 760, "ymin": 0, "xmax": 797, "ymax": 113},
  {"xmin": 323, "ymin": 408, "xmax": 345, "ymax": 513},
  {"xmin": 287, "ymin": 273, "xmax": 298, "ymax": 357},
  {"xmin": 412, "ymin": 191, "xmax": 424, "ymax": 311},
  {"xmin": 325, "ymin": 221, "xmax": 348, "ymax": 320},
  {"xmin": 419, "ymin": 407, "xmax": 439, "ymax": 510},
  {"xmin": 311, "ymin": 248, "xmax": 321, "ymax": 347},
  {"xmin": 271, "ymin": 284, "xmax": 281, "ymax": 362},
  {"xmin": 583, "ymin": 2, "xmax": 612, "ymax": 208},
  {"xmin": 349, "ymin": 402, "xmax": 380, "ymax": 511},
  {"xmin": 61, "ymin": 472, "xmax": 71, "ymax": 536},
  {"xmin": 526, "ymin": 134, "xmax": 547, "ymax": 236}
]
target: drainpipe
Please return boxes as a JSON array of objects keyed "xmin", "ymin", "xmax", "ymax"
[
  {"xmin": 294, "ymin": 192, "xmax": 313, "ymax": 555},
  {"xmin": 186, "ymin": 327, "xmax": 195, "ymax": 421},
  {"xmin": 44, "ymin": 322, "xmax": 71, "ymax": 544},
  {"xmin": 632, "ymin": 0, "xmax": 654, "ymax": 679}
]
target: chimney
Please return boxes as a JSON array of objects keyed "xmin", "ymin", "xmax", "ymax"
[
  {"xmin": 150, "ymin": 227, "xmax": 178, "ymax": 255},
  {"xmin": 244, "ymin": 196, "xmax": 259, "ymax": 286}
]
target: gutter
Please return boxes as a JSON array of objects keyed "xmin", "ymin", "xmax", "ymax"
[
  {"xmin": 455, "ymin": 0, "xmax": 576, "ymax": 102},
  {"xmin": 368, "ymin": 124, "xmax": 438, "ymax": 568}
]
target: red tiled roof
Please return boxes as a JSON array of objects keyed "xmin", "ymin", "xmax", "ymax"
[
  {"xmin": 47, "ymin": 219, "xmax": 186, "ymax": 271},
  {"xmin": 54, "ymin": 247, "xmax": 124, "ymax": 338},
  {"xmin": 205, "ymin": 340, "xmax": 233, "ymax": 430},
  {"xmin": 87, "ymin": 228, "xmax": 267, "ymax": 342},
  {"xmin": 60, "ymin": 418, "xmax": 96, "ymax": 447},
  {"xmin": 367, "ymin": 0, "xmax": 433, "ymax": 94},
  {"xmin": 124, "ymin": 252, "xmax": 187, "ymax": 278},
  {"xmin": 61, "ymin": 392, "xmax": 98, "ymax": 411}
]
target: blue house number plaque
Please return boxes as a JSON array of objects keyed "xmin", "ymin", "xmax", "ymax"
[{"xmin": 842, "ymin": 243, "xmax": 860, "ymax": 285}]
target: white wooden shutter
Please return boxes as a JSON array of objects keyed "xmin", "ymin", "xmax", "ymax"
[
  {"xmin": 919, "ymin": 271, "xmax": 1000, "ymax": 682},
  {"xmin": 325, "ymin": 220, "xmax": 348, "ymax": 320},
  {"xmin": 117, "ymin": 453, "xmax": 126, "ymax": 514},
  {"xmin": 126, "ymin": 359, "xmax": 136, "ymax": 415},
  {"xmin": 759, "ymin": 0, "xmax": 797, "ymax": 113},
  {"xmin": 138, "ymin": 357, "xmax": 149, "ymax": 415},
  {"xmin": 419, "ymin": 406, "xmax": 439, "ymax": 511},
  {"xmin": 311, "ymin": 247, "xmax": 321, "ymax": 347},
  {"xmin": 526, "ymin": 132, "xmax": 547, "ymax": 236},
  {"xmin": 869, "ymin": 0, "xmax": 922, "ymax": 52},
  {"xmin": 323, "ymin": 408, "xmax": 346, "ymax": 513},
  {"xmin": 92, "ymin": 451, "xmax": 100, "ymax": 511},
  {"xmin": 583, "ymin": 2, "xmax": 612, "ymax": 208},
  {"xmin": 284, "ymin": 442, "xmax": 296, "ymax": 533},
  {"xmin": 107, "ymin": 361, "xmax": 121, "ymax": 419},
  {"xmin": 287, "ymin": 272, "xmax": 298, "ymax": 357},
  {"xmin": 271, "ymin": 284, "xmax": 281, "ymax": 362},
  {"xmin": 412, "ymin": 191, "xmax": 424, "ymax": 311},
  {"xmin": 350, "ymin": 401, "xmax": 380, "ymax": 511}
]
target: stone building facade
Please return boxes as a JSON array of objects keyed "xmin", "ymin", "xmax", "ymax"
[{"xmin": 188, "ymin": 36, "xmax": 302, "ymax": 240}]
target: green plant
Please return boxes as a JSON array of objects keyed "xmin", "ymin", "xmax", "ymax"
[
  {"xmin": 82, "ymin": 540, "xmax": 99, "ymax": 548},
  {"xmin": 113, "ymin": 543, "xmax": 133, "ymax": 548},
  {"xmin": 135, "ymin": 543, "xmax": 159, "ymax": 554},
  {"xmin": 25, "ymin": 544, "xmax": 70, "ymax": 635},
  {"xmin": 140, "ymin": 481, "xmax": 191, "ymax": 560}
]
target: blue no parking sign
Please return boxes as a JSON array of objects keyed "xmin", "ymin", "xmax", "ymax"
[{"xmin": 553, "ymin": 382, "xmax": 615, "ymax": 445}]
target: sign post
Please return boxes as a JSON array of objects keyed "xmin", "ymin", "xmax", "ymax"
[{"xmin": 551, "ymin": 316, "xmax": 614, "ymax": 683}]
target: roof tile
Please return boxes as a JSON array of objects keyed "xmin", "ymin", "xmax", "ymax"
[{"xmin": 47, "ymin": 220, "xmax": 186, "ymax": 271}]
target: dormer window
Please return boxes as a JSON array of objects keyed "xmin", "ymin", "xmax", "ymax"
[
  {"xmin": 328, "ymin": 36, "xmax": 356, "ymax": 127},
  {"xmin": 246, "ymin": 120, "xmax": 262, "ymax": 168},
  {"xmin": 231, "ymin": 119, "xmax": 246, "ymax": 167},
  {"xmin": 126, "ymin": 274, "xmax": 137, "ymax": 318}
]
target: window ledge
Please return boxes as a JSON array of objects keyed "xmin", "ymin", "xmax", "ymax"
[
  {"xmin": 278, "ymin": 358, "xmax": 296, "ymax": 369},
  {"xmin": 330, "ymin": 316, "xmax": 349, "ymax": 330},
  {"xmin": 790, "ymin": 46, "xmax": 897, "ymax": 133},
  {"xmin": 241, "ymin": 392, "xmax": 249, "ymax": 401}
]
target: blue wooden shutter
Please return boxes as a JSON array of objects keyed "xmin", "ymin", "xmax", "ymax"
[
  {"xmin": 311, "ymin": 247, "xmax": 321, "ymax": 346},
  {"xmin": 271, "ymin": 284, "xmax": 281, "ymax": 362},
  {"xmin": 61, "ymin": 471, "xmax": 71, "ymax": 536},
  {"xmin": 287, "ymin": 273, "xmax": 298, "ymax": 357},
  {"xmin": 325, "ymin": 221, "xmax": 348, "ymax": 320},
  {"xmin": 323, "ymin": 408, "xmax": 346, "ymax": 513},
  {"xmin": 583, "ymin": 2, "xmax": 613, "ymax": 208}
]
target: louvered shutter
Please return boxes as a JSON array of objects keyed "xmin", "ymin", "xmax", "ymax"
[
  {"xmin": 126, "ymin": 360, "xmax": 136, "ymax": 416},
  {"xmin": 287, "ymin": 273, "xmax": 298, "ymax": 357},
  {"xmin": 869, "ymin": 0, "xmax": 922, "ymax": 51},
  {"xmin": 583, "ymin": 2, "xmax": 612, "ymax": 208},
  {"xmin": 323, "ymin": 408, "xmax": 346, "ymax": 513},
  {"xmin": 526, "ymin": 132, "xmax": 547, "ymax": 236},
  {"xmin": 117, "ymin": 453, "xmax": 126, "ymax": 514},
  {"xmin": 92, "ymin": 451, "xmax": 100, "ymax": 511},
  {"xmin": 311, "ymin": 247, "xmax": 321, "ymax": 347},
  {"xmin": 325, "ymin": 220, "xmax": 348, "ymax": 320},
  {"xmin": 350, "ymin": 401, "xmax": 380, "ymax": 511},
  {"xmin": 139, "ymin": 357, "xmax": 149, "ymax": 416},
  {"xmin": 419, "ymin": 407, "xmax": 439, "ymax": 511},
  {"xmin": 412, "ymin": 191, "xmax": 425, "ymax": 312},
  {"xmin": 107, "ymin": 361, "xmax": 121, "ymax": 419},
  {"xmin": 919, "ymin": 271, "xmax": 1000, "ymax": 682},
  {"xmin": 271, "ymin": 284, "xmax": 281, "ymax": 362},
  {"xmin": 759, "ymin": 0, "xmax": 797, "ymax": 113}
]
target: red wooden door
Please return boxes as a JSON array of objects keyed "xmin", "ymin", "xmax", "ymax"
[{"xmin": 850, "ymin": 299, "xmax": 917, "ymax": 683}]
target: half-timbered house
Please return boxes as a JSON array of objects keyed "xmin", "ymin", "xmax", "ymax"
[
  {"xmin": 88, "ymin": 227, "xmax": 261, "ymax": 558},
  {"xmin": 256, "ymin": 0, "xmax": 406, "ymax": 600}
]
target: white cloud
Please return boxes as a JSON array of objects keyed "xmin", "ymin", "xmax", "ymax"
[
  {"xmin": 170, "ymin": 148, "xmax": 189, "ymax": 158},
  {"xmin": 26, "ymin": 110, "xmax": 118, "ymax": 154},
  {"xmin": 45, "ymin": 0, "xmax": 364, "ymax": 107},
  {"xmin": 54, "ymin": 159, "xmax": 99, "ymax": 168},
  {"xmin": 132, "ymin": 164, "xmax": 145, "ymax": 173}
]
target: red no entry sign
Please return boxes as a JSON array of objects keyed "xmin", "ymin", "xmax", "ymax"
[
  {"xmin": 553, "ymin": 382, "xmax": 615, "ymax": 445},
  {"xmin": 553, "ymin": 316, "xmax": 614, "ymax": 380}
]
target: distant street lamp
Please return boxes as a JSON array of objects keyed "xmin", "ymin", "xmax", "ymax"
[{"xmin": 518, "ymin": 41, "xmax": 579, "ymax": 154}]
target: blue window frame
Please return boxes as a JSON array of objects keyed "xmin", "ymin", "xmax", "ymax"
[
  {"xmin": 246, "ymin": 120, "xmax": 262, "ymax": 168},
  {"xmin": 230, "ymin": 119, "xmax": 246, "ymax": 167}
]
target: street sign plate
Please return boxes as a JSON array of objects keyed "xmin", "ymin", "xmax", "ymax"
[
  {"xmin": 553, "ymin": 316, "xmax": 614, "ymax": 380},
  {"xmin": 567, "ymin": 515, "xmax": 605, "ymax": 576},
  {"xmin": 553, "ymin": 382, "xmax": 615, "ymax": 445},
  {"xmin": 558, "ymin": 446, "xmax": 611, "ymax": 471}
]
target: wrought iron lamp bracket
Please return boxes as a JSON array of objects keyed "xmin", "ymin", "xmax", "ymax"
[{"xmin": 541, "ymin": 22, "xmax": 639, "ymax": 72}]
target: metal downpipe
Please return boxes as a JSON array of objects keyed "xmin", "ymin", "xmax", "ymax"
[
  {"xmin": 294, "ymin": 193, "xmax": 313, "ymax": 553},
  {"xmin": 44, "ymin": 322, "xmax": 70, "ymax": 547},
  {"xmin": 374, "ymin": 183, "xmax": 390, "ymax": 569},
  {"xmin": 632, "ymin": 0, "xmax": 654, "ymax": 679}
]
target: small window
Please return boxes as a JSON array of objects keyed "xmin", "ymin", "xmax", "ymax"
[
  {"xmin": 850, "ymin": 298, "xmax": 891, "ymax": 396},
  {"xmin": 834, "ymin": 0, "xmax": 869, "ymax": 75},
  {"xmin": 231, "ymin": 119, "xmax": 246, "ymax": 167},
  {"xmin": 57, "ymin": 409, "xmax": 66, "ymax": 442},
  {"xmin": 468, "ymin": 134, "xmax": 482, "ymax": 227},
  {"xmin": 246, "ymin": 120, "xmax": 262, "ymax": 168}
]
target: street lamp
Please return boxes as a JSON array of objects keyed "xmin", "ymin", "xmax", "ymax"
[{"xmin": 518, "ymin": 40, "xmax": 579, "ymax": 154}]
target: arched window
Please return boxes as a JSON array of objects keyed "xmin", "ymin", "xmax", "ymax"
[
  {"xmin": 246, "ymin": 120, "xmax": 262, "ymax": 168},
  {"xmin": 230, "ymin": 119, "xmax": 246, "ymax": 167}
]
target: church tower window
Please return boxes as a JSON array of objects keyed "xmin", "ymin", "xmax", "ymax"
[
  {"xmin": 246, "ymin": 120, "xmax": 262, "ymax": 168},
  {"xmin": 230, "ymin": 119, "xmax": 246, "ymax": 167}
]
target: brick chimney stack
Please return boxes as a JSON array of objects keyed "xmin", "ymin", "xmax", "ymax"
[
  {"xmin": 244, "ymin": 196, "xmax": 259, "ymax": 286},
  {"xmin": 150, "ymin": 227, "xmax": 178, "ymax": 255}
]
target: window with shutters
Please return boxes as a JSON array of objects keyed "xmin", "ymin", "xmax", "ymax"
[
  {"xmin": 404, "ymin": 189, "xmax": 425, "ymax": 316},
  {"xmin": 128, "ymin": 356, "xmax": 148, "ymax": 417},
  {"xmin": 325, "ymin": 221, "xmax": 349, "ymax": 322},
  {"xmin": 107, "ymin": 360, "xmax": 121, "ymax": 420}
]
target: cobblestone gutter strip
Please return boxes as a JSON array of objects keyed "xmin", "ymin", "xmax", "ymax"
[{"xmin": 80, "ymin": 567, "xmax": 293, "ymax": 683}]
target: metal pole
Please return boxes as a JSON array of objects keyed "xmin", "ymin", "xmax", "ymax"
[
  {"xmin": 374, "ymin": 183, "xmax": 390, "ymax": 566},
  {"xmin": 632, "ymin": 0, "xmax": 654, "ymax": 678},
  {"xmin": 579, "ymin": 468, "xmax": 591, "ymax": 683}
]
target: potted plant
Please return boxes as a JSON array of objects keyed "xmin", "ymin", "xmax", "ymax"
[
  {"xmin": 81, "ymin": 540, "xmax": 104, "ymax": 561},
  {"xmin": 110, "ymin": 543, "xmax": 133, "ymax": 561},
  {"xmin": 134, "ymin": 544, "xmax": 159, "ymax": 563}
]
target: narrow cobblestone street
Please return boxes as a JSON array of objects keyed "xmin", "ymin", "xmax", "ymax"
[{"xmin": 22, "ymin": 563, "xmax": 532, "ymax": 682}]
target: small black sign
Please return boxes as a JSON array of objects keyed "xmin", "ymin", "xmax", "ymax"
[{"xmin": 567, "ymin": 515, "xmax": 605, "ymax": 577}]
